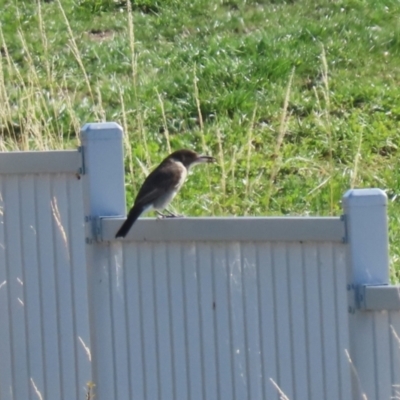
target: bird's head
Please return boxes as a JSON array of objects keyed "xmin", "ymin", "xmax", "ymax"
[{"xmin": 169, "ymin": 149, "xmax": 215, "ymax": 169}]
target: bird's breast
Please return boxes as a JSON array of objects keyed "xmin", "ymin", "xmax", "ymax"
[
  {"xmin": 174, "ymin": 161, "xmax": 187, "ymax": 190},
  {"xmin": 153, "ymin": 161, "xmax": 187, "ymax": 210}
]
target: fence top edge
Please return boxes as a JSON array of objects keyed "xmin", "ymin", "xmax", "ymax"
[
  {"xmin": 100, "ymin": 216, "xmax": 345, "ymax": 243},
  {"xmin": 0, "ymin": 150, "xmax": 81, "ymax": 175}
]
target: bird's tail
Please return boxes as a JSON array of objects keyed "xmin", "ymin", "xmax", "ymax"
[{"xmin": 115, "ymin": 205, "xmax": 143, "ymax": 238}]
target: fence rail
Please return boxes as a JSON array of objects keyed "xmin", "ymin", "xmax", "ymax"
[
  {"xmin": 0, "ymin": 122, "xmax": 400, "ymax": 400},
  {"xmin": 0, "ymin": 150, "xmax": 82, "ymax": 174},
  {"xmin": 100, "ymin": 216, "xmax": 345, "ymax": 242}
]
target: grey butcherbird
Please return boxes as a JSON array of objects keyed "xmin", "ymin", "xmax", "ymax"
[{"xmin": 115, "ymin": 149, "xmax": 215, "ymax": 238}]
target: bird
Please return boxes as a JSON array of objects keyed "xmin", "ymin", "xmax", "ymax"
[{"xmin": 115, "ymin": 149, "xmax": 215, "ymax": 238}]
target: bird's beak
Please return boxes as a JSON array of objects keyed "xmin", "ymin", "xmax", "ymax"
[{"xmin": 197, "ymin": 155, "xmax": 216, "ymax": 163}]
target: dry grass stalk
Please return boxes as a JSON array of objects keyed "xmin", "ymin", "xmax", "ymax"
[
  {"xmin": 126, "ymin": 0, "xmax": 137, "ymax": 86},
  {"xmin": 55, "ymin": 0, "xmax": 97, "ymax": 117},
  {"xmin": 265, "ymin": 67, "xmax": 295, "ymax": 209},
  {"xmin": 320, "ymin": 45, "xmax": 334, "ymax": 213},
  {"xmin": 216, "ymin": 127, "xmax": 226, "ymax": 196},
  {"xmin": 245, "ymin": 105, "xmax": 257, "ymax": 197},
  {"xmin": 156, "ymin": 89, "xmax": 172, "ymax": 154},
  {"xmin": 119, "ymin": 86, "xmax": 136, "ymax": 192}
]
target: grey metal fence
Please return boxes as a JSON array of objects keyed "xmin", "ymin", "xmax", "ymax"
[
  {"xmin": 0, "ymin": 150, "xmax": 91, "ymax": 400},
  {"xmin": 0, "ymin": 122, "xmax": 399, "ymax": 400}
]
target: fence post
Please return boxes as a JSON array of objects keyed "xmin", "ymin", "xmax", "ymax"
[
  {"xmin": 80, "ymin": 122, "xmax": 126, "ymax": 400},
  {"xmin": 80, "ymin": 122, "xmax": 125, "ymax": 221},
  {"xmin": 343, "ymin": 188, "xmax": 389, "ymax": 287},
  {"xmin": 342, "ymin": 188, "xmax": 389, "ymax": 399}
]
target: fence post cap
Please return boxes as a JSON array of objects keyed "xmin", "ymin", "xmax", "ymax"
[
  {"xmin": 343, "ymin": 188, "xmax": 387, "ymax": 207},
  {"xmin": 81, "ymin": 122, "xmax": 123, "ymax": 140}
]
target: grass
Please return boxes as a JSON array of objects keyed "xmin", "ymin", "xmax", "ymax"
[{"xmin": 1, "ymin": 0, "xmax": 400, "ymax": 276}]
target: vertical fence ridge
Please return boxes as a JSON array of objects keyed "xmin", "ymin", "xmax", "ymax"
[
  {"xmin": 311, "ymin": 244, "xmax": 325, "ymax": 399},
  {"xmin": 226, "ymin": 243, "xmax": 235, "ymax": 400},
  {"xmin": 107, "ymin": 247, "xmax": 118, "ymax": 400},
  {"xmin": 155, "ymin": 242, "xmax": 174, "ymax": 400},
  {"xmin": 332, "ymin": 242, "xmax": 343, "ymax": 398},
  {"xmin": 140, "ymin": 242, "xmax": 158, "ymax": 400},
  {"xmin": 289, "ymin": 243, "xmax": 308, "ymax": 399},
  {"xmin": 259, "ymin": 242, "xmax": 279, "ymax": 399},
  {"xmin": 212, "ymin": 242, "xmax": 233, "ymax": 399},
  {"xmin": 270, "ymin": 243, "xmax": 281, "ymax": 397},
  {"xmin": 34, "ymin": 176, "xmax": 48, "ymax": 399},
  {"xmin": 228, "ymin": 242, "xmax": 247, "ymax": 400},
  {"xmin": 321, "ymin": 242, "xmax": 343, "ymax": 399},
  {"xmin": 373, "ymin": 309, "xmax": 392, "ymax": 399},
  {"xmin": 8, "ymin": 175, "xmax": 30, "ymax": 400},
  {"xmin": 5, "ymin": 176, "xmax": 15, "ymax": 398},
  {"xmin": 194, "ymin": 242, "xmax": 206, "ymax": 400},
  {"xmin": 50, "ymin": 175, "xmax": 65, "ymax": 399},
  {"xmin": 300, "ymin": 244, "xmax": 311, "ymax": 400},
  {"xmin": 240, "ymin": 243, "xmax": 253, "ymax": 400},
  {"xmin": 372, "ymin": 310, "xmax": 379, "ymax": 399},
  {"xmin": 334, "ymin": 244, "xmax": 352, "ymax": 398},
  {"xmin": 123, "ymin": 243, "xmax": 141, "ymax": 399},
  {"xmin": 254, "ymin": 244, "xmax": 268, "ymax": 400},
  {"xmin": 18, "ymin": 176, "xmax": 33, "ymax": 400},
  {"xmin": 285, "ymin": 243, "xmax": 296, "ymax": 400},
  {"xmin": 197, "ymin": 242, "xmax": 218, "ymax": 400},
  {"xmin": 181, "ymin": 242, "xmax": 191, "ymax": 400},
  {"xmin": 230, "ymin": 242, "xmax": 238, "ymax": 399},
  {"xmin": 151, "ymin": 243, "xmax": 161, "ymax": 400},
  {"xmin": 166, "ymin": 244, "xmax": 177, "ymax": 400},
  {"xmin": 66, "ymin": 176, "xmax": 80, "ymax": 400},
  {"xmin": 54, "ymin": 175, "xmax": 77, "ymax": 399},
  {"xmin": 0, "ymin": 176, "xmax": 14, "ymax": 400},
  {"xmin": 186, "ymin": 242, "xmax": 203, "ymax": 400},
  {"xmin": 136, "ymin": 242, "xmax": 147, "ymax": 400},
  {"xmin": 174, "ymin": 242, "xmax": 189, "ymax": 400},
  {"xmin": 317, "ymin": 245, "xmax": 328, "ymax": 400},
  {"xmin": 121, "ymin": 243, "xmax": 133, "ymax": 400},
  {"xmin": 389, "ymin": 313, "xmax": 400, "ymax": 398},
  {"xmin": 132, "ymin": 242, "xmax": 147, "ymax": 400},
  {"xmin": 36, "ymin": 175, "xmax": 61, "ymax": 399},
  {"xmin": 66, "ymin": 176, "xmax": 92, "ymax": 399},
  {"xmin": 210, "ymin": 244, "xmax": 221, "ymax": 400}
]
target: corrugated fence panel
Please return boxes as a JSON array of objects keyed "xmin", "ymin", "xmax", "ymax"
[
  {"xmin": 390, "ymin": 312, "xmax": 400, "ymax": 399},
  {"xmin": 0, "ymin": 173, "xmax": 91, "ymax": 400},
  {"xmin": 5, "ymin": 128, "xmax": 400, "ymax": 400},
  {"xmin": 99, "ymin": 240, "xmax": 352, "ymax": 400},
  {"xmin": 350, "ymin": 310, "xmax": 400, "ymax": 399}
]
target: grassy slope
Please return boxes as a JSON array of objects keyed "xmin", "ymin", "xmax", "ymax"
[{"xmin": 1, "ymin": 0, "xmax": 400, "ymax": 276}]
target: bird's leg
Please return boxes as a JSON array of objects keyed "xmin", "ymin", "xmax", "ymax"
[
  {"xmin": 165, "ymin": 209, "xmax": 177, "ymax": 217},
  {"xmin": 156, "ymin": 209, "xmax": 184, "ymax": 219},
  {"xmin": 156, "ymin": 210, "xmax": 168, "ymax": 219},
  {"xmin": 165, "ymin": 209, "xmax": 184, "ymax": 218}
]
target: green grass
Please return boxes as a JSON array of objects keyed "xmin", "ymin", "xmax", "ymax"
[{"xmin": 1, "ymin": 0, "xmax": 400, "ymax": 277}]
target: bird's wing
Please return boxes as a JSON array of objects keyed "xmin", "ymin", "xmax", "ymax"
[{"xmin": 134, "ymin": 161, "xmax": 183, "ymax": 207}]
